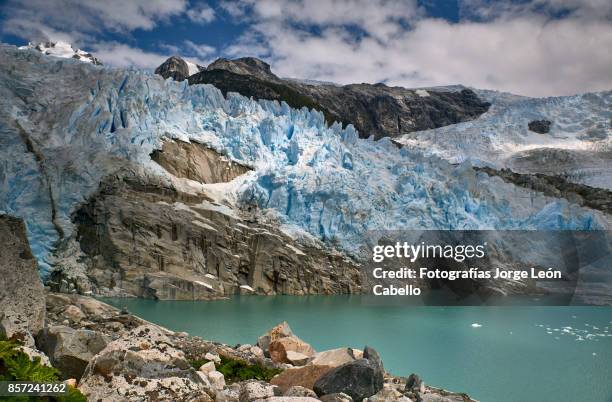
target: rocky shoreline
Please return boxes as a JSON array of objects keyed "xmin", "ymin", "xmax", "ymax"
[{"xmin": 1, "ymin": 214, "xmax": 475, "ymax": 402}]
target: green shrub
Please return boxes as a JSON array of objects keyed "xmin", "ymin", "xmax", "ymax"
[
  {"xmin": 0, "ymin": 338, "xmax": 87, "ymax": 402},
  {"xmin": 189, "ymin": 355, "xmax": 282, "ymax": 383}
]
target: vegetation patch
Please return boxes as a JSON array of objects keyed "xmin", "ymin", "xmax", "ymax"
[
  {"xmin": 0, "ymin": 337, "xmax": 86, "ymax": 402},
  {"xmin": 189, "ymin": 356, "xmax": 282, "ymax": 383}
]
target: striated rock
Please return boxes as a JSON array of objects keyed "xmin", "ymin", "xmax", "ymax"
[
  {"xmin": 528, "ymin": 119, "xmax": 552, "ymax": 134},
  {"xmin": 239, "ymin": 380, "xmax": 282, "ymax": 401},
  {"xmin": 270, "ymin": 365, "xmax": 333, "ymax": 393},
  {"xmin": 155, "ymin": 56, "xmax": 190, "ymax": 81},
  {"xmin": 78, "ymin": 324, "xmax": 213, "ymax": 401},
  {"xmin": 320, "ymin": 393, "xmax": 354, "ymax": 402},
  {"xmin": 309, "ymin": 348, "xmax": 356, "ymax": 368},
  {"xmin": 0, "ymin": 215, "xmax": 45, "ymax": 339},
  {"xmin": 285, "ymin": 385, "xmax": 318, "ymax": 397},
  {"xmin": 68, "ymin": 170, "xmax": 362, "ymax": 300},
  {"xmin": 151, "ymin": 139, "xmax": 251, "ymax": 184},
  {"xmin": 36, "ymin": 325, "xmax": 110, "ymax": 380},
  {"xmin": 313, "ymin": 359, "xmax": 384, "ymax": 401}
]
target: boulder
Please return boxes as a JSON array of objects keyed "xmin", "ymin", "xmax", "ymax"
[
  {"xmin": 254, "ymin": 398, "xmax": 320, "ymax": 402},
  {"xmin": 258, "ymin": 321, "xmax": 294, "ymax": 354},
  {"xmin": 270, "ymin": 365, "xmax": 333, "ymax": 393},
  {"xmin": 208, "ymin": 370, "xmax": 226, "ymax": 390},
  {"xmin": 216, "ymin": 383, "xmax": 241, "ymax": 402},
  {"xmin": 0, "ymin": 215, "xmax": 45, "ymax": 339},
  {"xmin": 405, "ymin": 374, "xmax": 424, "ymax": 394},
  {"xmin": 1, "ymin": 310, "xmax": 36, "ymax": 347},
  {"xmin": 269, "ymin": 337, "xmax": 315, "ymax": 364},
  {"xmin": 365, "ymin": 385, "xmax": 413, "ymax": 401},
  {"xmin": 205, "ymin": 352, "xmax": 221, "ymax": 364},
  {"xmin": 313, "ymin": 359, "xmax": 384, "ymax": 401},
  {"xmin": 285, "ymin": 385, "xmax": 318, "ymax": 397},
  {"xmin": 363, "ymin": 346, "xmax": 384, "ymax": 373},
  {"xmin": 239, "ymin": 380, "xmax": 281, "ymax": 401},
  {"xmin": 320, "ymin": 393, "xmax": 354, "ymax": 402},
  {"xmin": 37, "ymin": 325, "xmax": 109, "ymax": 380},
  {"xmin": 286, "ymin": 351, "xmax": 311, "ymax": 366},
  {"xmin": 78, "ymin": 325, "xmax": 213, "ymax": 401},
  {"xmin": 199, "ymin": 361, "xmax": 216, "ymax": 374},
  {"xmin": 310, "ymin": 348, "xmax": 356, "ymax": 368},
  {"xmin": 62, "ymin": 305, "xmax": 86, "ymax": 322},
  {"xmin": 528, "ymin": 119, "xmax": 552, "ymax": 134}
]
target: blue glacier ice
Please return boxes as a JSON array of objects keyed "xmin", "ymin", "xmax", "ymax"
[{"xmin": 0, "ymin": 44, "xmax": 607, "ymax": 276}]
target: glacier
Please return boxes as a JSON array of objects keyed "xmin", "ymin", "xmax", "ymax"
[
  {"xmin": 0, "ymin": 44, "xmax": 608, "ymax": 276},
  {"xmin": 398, "ymin": 88, "xmax": 612, "ymax": 189}
]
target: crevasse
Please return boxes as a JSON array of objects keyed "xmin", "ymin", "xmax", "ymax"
[{"xmin": 0, "ymin": 45, "xmax": 606, "ymax": 275}]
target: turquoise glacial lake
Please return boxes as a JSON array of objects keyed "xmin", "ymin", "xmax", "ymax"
[{"xmin": 102, "ymin": 296, "xmax": 612, "ymax": 402}]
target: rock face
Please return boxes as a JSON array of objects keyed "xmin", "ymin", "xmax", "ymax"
[
  {"xmin": 78, "ymin": 324, "xmax": 213, "ymax": 401},
  {"xmin": 207, "ymin": 57, "xmax": 278, "ymax": 81},
  {"xmin": 155, "ymin": 56, "xmax": 191, "ymax": 81},
  {"xmin": 313, "ymin": 359, "xmax": 384, "ymax": 401},
  {"xmin": 0, "ymin": 215, "xmax": 45, "ymax": 340},
  {"xmin": 150, "ymin": 140, "xmax": 251, "ymax": 184},
  {"xmin": 187, "ymin": 57, "xmax": 490, "ymax": 139},
  {"xmin": 36, "ymin": 325, "xmax": 110, "ymax": 380},
  {"xmin": 528, "ymin": 119, "xmax": 552, "ymax": 134},
  {"xmin": 65, "ymin": 168, "xmax": 361, "ymax": 299}
]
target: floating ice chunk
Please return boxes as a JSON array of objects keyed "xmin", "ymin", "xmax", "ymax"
[{"xmin": 471, "ymin": 323, "xmax": 482, "ymax": 328}]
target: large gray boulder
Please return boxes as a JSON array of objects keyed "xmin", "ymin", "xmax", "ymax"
[
  {"xmin": 36, "ymin": 325, "xmax": 110, "ymax": 380},
  {"xmin": 78, "ymin": 324, "xmax": 213, "ymax": 401},
  {"xmin": 0, "ymin": 215, "xmax": 45, "ymax": 341},
  {"xmin": 313, "ymin": 359, "xmax": 384, "ymax": 402}
]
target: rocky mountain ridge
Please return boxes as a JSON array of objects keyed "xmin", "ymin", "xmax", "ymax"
[{"xmin": 154, "ymin": 55, "xmax": 491, "ymax": 139}]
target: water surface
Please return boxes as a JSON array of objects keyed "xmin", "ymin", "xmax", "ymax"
[{"xmin": 102, "ymin": 296, "xmax": 612, "ymax": 402}]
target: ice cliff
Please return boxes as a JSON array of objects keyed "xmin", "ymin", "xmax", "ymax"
[{"xmin": 0, "ymin": 44, "xmax": 607, "ymax": 276}]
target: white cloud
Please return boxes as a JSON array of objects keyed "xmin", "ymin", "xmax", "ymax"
[
  {"xmin": 222, "ymin": 0, "xmax": 612, "ymax": 96},
  {"xmin": 91, "ymin": 42, "xmax": 172, "ymax": 69},
  {"xmin": 186, "ymin": 3, "xmax": 216, "ymax": 24},
  {"xmin": 1, "ymin": 0, "xmax": 188, "ymax": 42},
  {"xmin": 183, "ymin": 40, "xmax": 216, "ymax": 58}
]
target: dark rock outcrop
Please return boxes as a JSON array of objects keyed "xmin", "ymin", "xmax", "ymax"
[
  {"xmin": 528, "ymin": 119, "xmax": 552, "ymax": 134},
  {"xmin": 185, "ymin": 57, "xmax": 490, "ymax": 139},
  {"xmin": 155, "ymin": 56, "xmax": 191, "ymax": 81},
  {"xmin": 313, "ymin": 359, "xmax": 384, "ymax": 401},
  {"xmin": 474, "ymin": 166, "xmax": 612, "ymax": 214},
  {"xmin": 0, "ymin": 215, "xmax": 45, "ymax": 340}
]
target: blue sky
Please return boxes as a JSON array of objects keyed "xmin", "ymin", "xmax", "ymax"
[{"xmin": 1, "ymin": 0, "xmax": 611, "ymax": 96}]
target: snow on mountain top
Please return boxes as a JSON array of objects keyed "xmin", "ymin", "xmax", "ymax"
[
  {"xmin": 0, "ymin": 44, "xmax": 607, "ymax": 275},
  {"xmin": 19, "ymin": 41, "xmax": 102, "ymax": 65}
]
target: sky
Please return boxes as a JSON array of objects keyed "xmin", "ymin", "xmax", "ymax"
[{"xmin": 1, "ymin": 0, "xmax": 611, "ymax": 97}]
